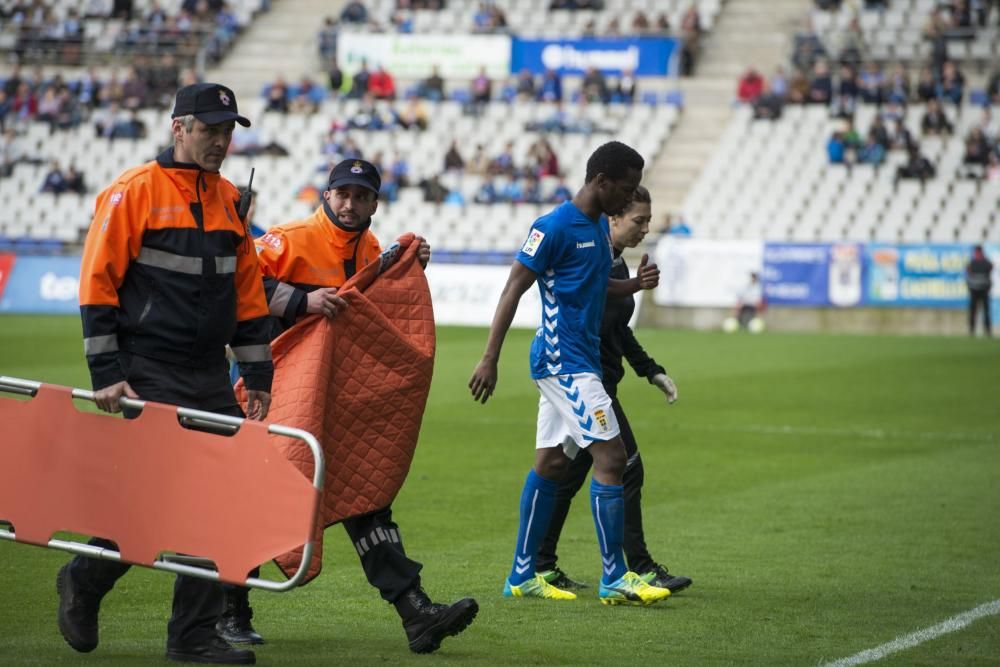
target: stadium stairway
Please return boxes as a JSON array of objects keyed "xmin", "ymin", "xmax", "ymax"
[
  {"xmin": 648, "ymin": 0, "xmax": 810, "ymax": 215},
  {"xmin": 206, "ymin": 0, "xmax": 347, "ymax": 101}
]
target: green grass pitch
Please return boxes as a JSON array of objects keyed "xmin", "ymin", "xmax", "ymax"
[{"xmin": 1, "ymin": 315, "xmax": 998, "ymax": 665}]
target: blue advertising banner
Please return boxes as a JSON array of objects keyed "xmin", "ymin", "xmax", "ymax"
[
  {"xmin": 510, "ymin": 37, "xmax": 676, "ymax": 76},
  {"xmin": 0, "ymin": 255, "xmax": 81, "ymax": 314},
  {"xmin": 863, "ymin": 243, "xmax": 973, "ymax": 308},
  {"xmin": 762, "ymin": 243, "xmax": 864, "ymax": 307}
]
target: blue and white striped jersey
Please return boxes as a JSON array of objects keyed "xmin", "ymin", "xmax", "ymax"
[{"xmin": 516, "ymin": 201, "xmax": 613, "ymax": 380}]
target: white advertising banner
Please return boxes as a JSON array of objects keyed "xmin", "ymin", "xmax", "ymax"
[
  {"xmin": 654, "ymin": 237, "xmax": 764, "ymax": 307},
  {"xmin": 425, "ymin": 263, "xmax": 644, "ymax": 328},
  {"xmin": 337, "ymin": 34, "xmax": 512, "ymax": 79}
]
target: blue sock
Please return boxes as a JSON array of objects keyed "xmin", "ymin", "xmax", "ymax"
[
  {"xmin": 591, "ymin": 478, "xmax": 627, "ymax": 585},
  {"xmin": 508, "ymin": 469, "xmax": 557, "ymax": 586}
]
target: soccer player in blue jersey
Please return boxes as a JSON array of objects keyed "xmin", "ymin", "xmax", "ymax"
[{"xmin": 469, "ymin": 141, "xmax": 670, "ymax": 605}]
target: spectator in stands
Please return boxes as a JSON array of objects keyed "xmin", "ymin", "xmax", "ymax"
[
  {"xmin": 883, "ymin": 63, "xmax": 911, "ymax": 105},
  {"xmin": 792, "ymin": 17, "xmax": 828, "ymax": 72},
  {"xmin": 753, "ymin": 81, "xmax": 784, "ymax": 120},
  {"xmin": 963, "ymin": 127, "xmax": 991, "ymax": 171},
  {"xmin": 737, "ymin": 68, "xmax": 765, "ymax": 104},
  {"xmin": 582, "ymin": 67, "xmax": 609, "ymax": 103},
  {"xmin": 614, "ymin": 68, "xmax": 637, "ymax": 103},
  {"xmin": 787, "ymin": 68, "xmax": 810, "ymax": 104},
  {"xmin": 3, "ymin": 64, "xmax": 23, "ymax": 99},
  {"xmin": 830, "ymin": 15, "xmax": 865, "ymax": 69},
  {"xmin": 770, "ymin": 66, "xmax": 789, "ymax": 99},
  {"xmin": 550, "ymin": 179, "xmax": 572, "ymax": 204},
  {"xmin": 389, "ymin": 153, "xmax": 410, "ymax": 187},
  {"xmin": 808, "ymin": 60, "xmax": 833, "ymax": 105},
  {"xmin": 473, "ymin": 2, "xmax": 493, "ymax": 31},
  {"xmin": 896, "ymin": 143, "xmax": 936, "ymax": 182},
  {"xmin": 265, "ymin": 76, "xmax": 289, "ymax": 113},
  {"xmin": 665, "ymin": 213, "xmax": 692, "ymax": 236},
  {"xmin": 532, "ymin": 138, "xmax": 560, "ymax": 177},
  {"xmin": 857, "ymin": 128, "xmax": 886, "ymax": 165},
  {"xmin": 121, "ymin": 66, "xmax": 149, "ymax": 110},
  {"xmin": 328, "ymin": 60, "xmax": 345, "ymax": 97},
  {"xmin": 515, "ymin": 69, "xmax": 536, "ymax": 101},
  {"xmin": 492, "ymin": 141, "xmax": 516, "ymax": 176},
  {"xmin": 369, "ymin": 65, "xmax": 397, "ymax": 100},
  {"xmin": 987, "ymin": 68, "xmax": 1000, "ymax": 106},
  {"xmin": 290, "ymin": 76, "xmax": 321, "ymax": 113},
  {"xmin": 889, "ymin": 117, "xmax": 915, "ymax": 151},
  {"xmin": 915, "ymin": 66, "xmax": 937, "ymax": 102},
  {"xmin": 0, "ymin": 128, "xmax": 24, "ymax": 177},
  {"xmin": 420, "ymin": 65, "xmax": 446, "ymax": 101},
  {"xmin": 468, "ymin": 144, "xmax": 490, "ymax": 175},
  {"xmin": 471, "ymin": 66, "xmax": 492, "ymax": 106},
  {"xmin": 12, "ymin": 81, "xmax": 38, "ymax": 123},
  {"xmin": 857, "ymin": 62, "xmax": 883, "ymax": 104},
  {"xmin": 679, "ymin": 3, "xmax": 702, "ymax": 75},
  {"xmin": 420, "ymin": 174, "xmax": 449, "ymax": 203},
  {"xmin": 396, "ymin": 93, "xmax": 428, "ymax": 130},
  {"xmin": 869, "ymin": 115, "xmax": 890, "ymax": 150},
  {"xmin": 444, "ymin": 140, "xmax": 464, "ymax": 172},
  {"xmin": 65, "ymin": 165, "xmax": 86, "ymax": 194},
  {"xmin": 341, "ymin": 0, "xmax": 369, "ymax": 23},
  {"xmin": 0, "ymin": 91, "xmax": 10, "ymax": 133},
  {"xmin": 937, "ymin": 60, "xmax": 965, "ymax": 105},
  {"xmin": 921, "ymin": 98, "xmax": 953, "ymax": 136},
  {"xmin": 632, "ymin": 10, "xmax": 651, "ymax": 33},
  {"xmin": 538, "ymin": 69, "xmax": 563, "ymax": 103},
  {"xmin": 986, "ymin": 152, "xmax": 1000, "ymax": 182},
  {"xmin": 827, "ymin": 131, "xmax": 848, "ymax": 164},
  {"xmin": 653, "ymin": 12, "xmax": 671, "ymax": 34},
  {"xmin": 834, "ymin": 64, "xmax": 858, "ymax": 115},
  {"xmin": 349, "ymin": 61, "xmax": 371, "ymax": 99},
  {"xmin": 474, "ymin": 179, "xmax": 498, "ymax": 204},
  {"xmin": 318, "ymin": 17, "xmax": 339, "ymax": 61},
  {"xmin": 348, "ymin": 92, "xmax": 393, "ymax": 130},
  {"xmin": 41, "ymin": 160, "xmax": 68, "ymax": 194}
]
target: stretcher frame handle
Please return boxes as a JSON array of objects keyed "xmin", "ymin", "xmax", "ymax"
[{"xmin": 0, "ymin": 375, "xmax": 325, "ymax": 592}]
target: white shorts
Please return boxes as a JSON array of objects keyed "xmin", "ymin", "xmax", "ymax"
[{"xmin": 535, "ymin": 372, "xmax": 620, "ymax": 458}]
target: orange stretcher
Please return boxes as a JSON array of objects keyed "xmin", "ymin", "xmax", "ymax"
[{"xmin": 0, "ymin": 375, "xmax": 324, "ymax": 591}]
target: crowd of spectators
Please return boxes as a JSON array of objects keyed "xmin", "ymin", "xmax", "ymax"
[
  {"xmin": 1, "ymin": 0, "xmax": 254, "ymax": 67},
  {"xmin": 0, "ymin": 61, "xmax": 197, "ymax": 136},
  {"xmin": 39, "ymin": 160, "xmax": 86, "ymax": 194}
]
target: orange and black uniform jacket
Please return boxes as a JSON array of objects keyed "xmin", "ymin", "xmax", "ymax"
[
  {"xmin": 254, "ymin": 200, "xmax": 381, "ymax": 337},
  {"xmin": 79, "ymin": 147, "xmax": 274, "ymax": 392}
]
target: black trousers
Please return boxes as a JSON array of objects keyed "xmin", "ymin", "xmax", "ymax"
[
  {"xmin": 224, "ymin": 505, "xmax": 423, "ymax": 609},
  {"xmin": 65, "ymin": 352, "xmax": 242, "ymax": 647},
  {"xmin": 536, "ymin": 386, "xmax": 656, "ymax": 575},
  {"xmin": 969, "ymin": 289, "xmax": 992, "ymax": 335}
]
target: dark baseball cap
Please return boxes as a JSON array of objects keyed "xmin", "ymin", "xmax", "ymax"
[
  {"xmin": 172, "ymin": 82, "xmax": 250, "ymax": 127},
  {"xmin": 328, "ymin": 159, "xmax": 381, "ymax": 194}
]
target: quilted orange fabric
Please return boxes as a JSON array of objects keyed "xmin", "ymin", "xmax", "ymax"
[{"xmin": 238, "ymin": 233, "xmax": 435, "ymax": 582}]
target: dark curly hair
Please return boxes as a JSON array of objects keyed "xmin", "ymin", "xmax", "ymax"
[{"xmin": 584, "ymin": 141, "xmax": 644, "ymax": 184}]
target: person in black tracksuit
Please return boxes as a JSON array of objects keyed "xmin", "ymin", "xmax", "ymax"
[
  {"xmin": 535, "ymin": 185, "xmax": 692, "ymax": 593},
  {"xmin": 966, "ymin": 244, "xmax": 993, "ymax": 337}
]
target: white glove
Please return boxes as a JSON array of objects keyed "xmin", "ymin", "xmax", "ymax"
[{"xmin": 652, "ymin": 373, "xmax": 678, "ymax": 404}]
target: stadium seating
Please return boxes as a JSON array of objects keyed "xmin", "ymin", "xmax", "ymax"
[
  {"xmin": 682, "ymin": 102, "xmax": 999, "ymax": 243},
  {"xmin": 0, "ymin": 99, "xmax": 677, "ymax": 251}
]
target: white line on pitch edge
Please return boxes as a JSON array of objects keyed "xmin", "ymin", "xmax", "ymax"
[{"xmin": 821, "ymin": 599, "xmax": 1000, "ymax": 667}]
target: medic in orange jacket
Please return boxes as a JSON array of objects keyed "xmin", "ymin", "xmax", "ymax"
[{"xmin": 79, "ymin": 147, "xmax": 274, "ymax": 394}]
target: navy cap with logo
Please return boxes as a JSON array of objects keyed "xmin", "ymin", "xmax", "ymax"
[
  {"xmin": 172, "ymin": 82, "xmax": 250, "ymax": 127},
  {"xmin": 328, "ymin": 159, "xmax": 381, "ymax": 194}
]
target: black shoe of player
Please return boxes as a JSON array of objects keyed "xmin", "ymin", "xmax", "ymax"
[
  {"xmin": 56, "ymin": 563, "xmax": 101, "ymax": 653},
  {"xmin": 217, "ymin": 590, "xmax": 264, "ymax": 645},
  {"xmin": 641, "ymin": 564, "xmax": 692, "ymax": 593},
  {"xmin": 166, "ymin": 636, "xmax": 256, "ymax": 665},
  {"xmin": 397, "ymin": 587, "xmax": 479, "ymax": 654},
  {"xmin": 539, "ymin": 567, "xmax": 589, "ymax": 590}
]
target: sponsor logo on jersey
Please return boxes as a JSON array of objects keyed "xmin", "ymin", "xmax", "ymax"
[
  {"xmin": 594, "ymin": 408, "xmax": 609, "ymax": 432},
  {"xmin": 109, "ymin": 192, "xmax": 123, "ymax": 206},
  {"xmin": 576, "ymin": 240, "xmax": 595, "ymax": 249},
  {"xmin": 521, "ymin": 229, "xmax": 545, "ymax": 256}
]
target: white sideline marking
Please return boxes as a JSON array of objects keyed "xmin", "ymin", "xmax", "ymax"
[
  {"xmin": 821, "ymin": 599, "xmax": 1000, "ymax": 667},
  {"xmin": 670, "ymin": 422, "xmax": 996, "ymax": 444}
]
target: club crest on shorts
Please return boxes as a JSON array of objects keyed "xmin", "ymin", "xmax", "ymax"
[
  {"xmin": 594, "ymin": 408, "xmax": 609, "ymax": 432},
  {"xmin": 521, "ymin": 229, "xmax": 545, "ymax": 257}
]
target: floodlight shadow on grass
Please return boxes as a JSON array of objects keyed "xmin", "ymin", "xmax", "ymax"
[{"xmin": 0, "ymin": 375, "xmax": 325, "ymax": 593}]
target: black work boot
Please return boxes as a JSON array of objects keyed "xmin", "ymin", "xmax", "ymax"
[
  {"xmin": 56, "ymin": 563, "xmax": 101, "ymax": 653},
  {"xmin": 166, "ymin": 636, "xmax": 256, "ymax": 664},
  {"xmin": 394, "ymin": 587, "xmax": 478, "ymax": 654},
  {"xmin": 216, "ymin": 588, "xmax": 264, "ymax": 645}
]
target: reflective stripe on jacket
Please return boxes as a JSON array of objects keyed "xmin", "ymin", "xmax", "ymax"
[{"xmin": 79, "ymin": 147, "xmax": 273, "ymax": 392}]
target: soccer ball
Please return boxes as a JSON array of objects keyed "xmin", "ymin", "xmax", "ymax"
[
  {"xmin": 722, "ymin": 317, "xmax": 739, "ymax": 333},
  {"xmin": 747, "ymin": 317, "xmax": 766, "ymax": 334}
]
